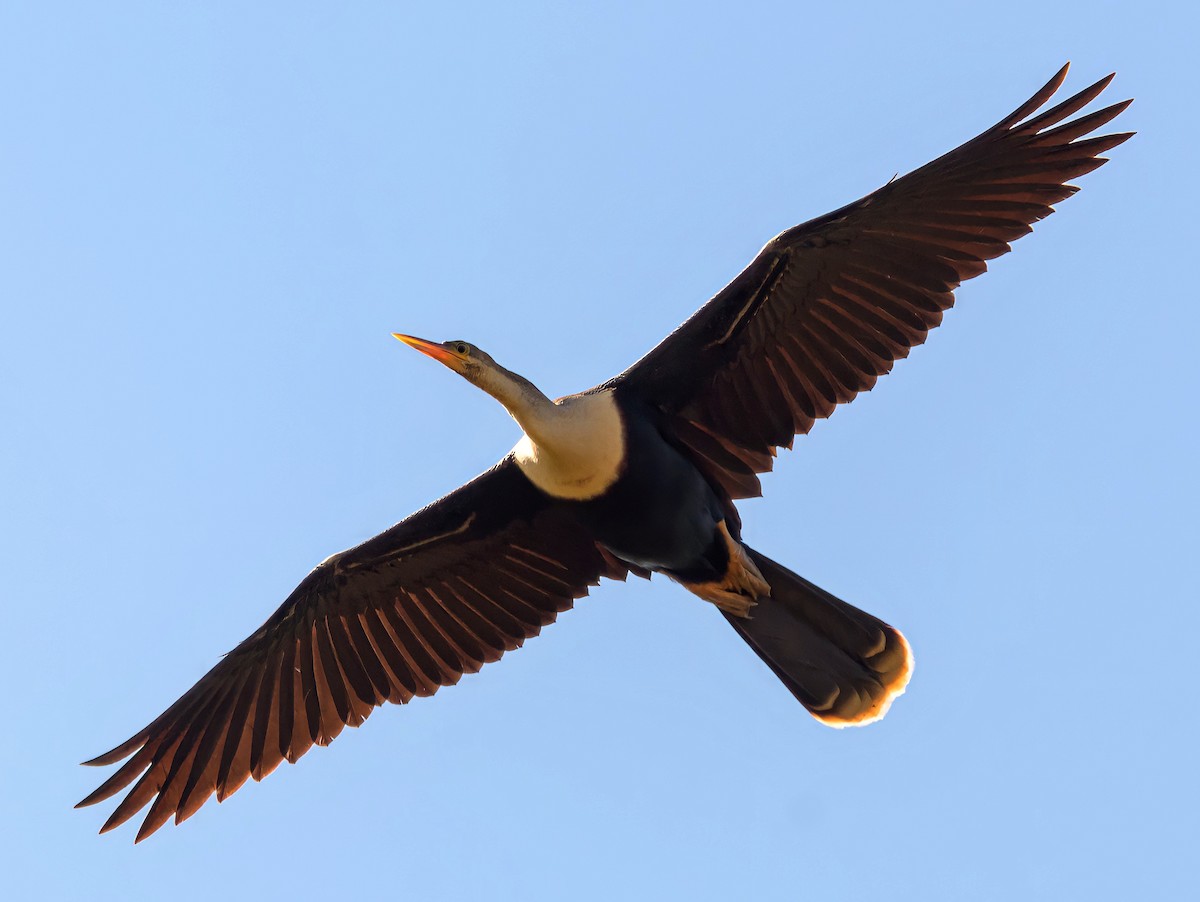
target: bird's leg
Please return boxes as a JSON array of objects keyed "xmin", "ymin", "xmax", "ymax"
[{"xmin": 678, "ymin": 521, "xmax": 771, "ymax": 618}]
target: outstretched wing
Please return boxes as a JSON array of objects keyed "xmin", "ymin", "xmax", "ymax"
[
  {"xmin": 78, "ymin": 457, "xmax": 621, "ymax": 841},
  {"xmin": 610, "ymin": 65, "xmax": 1132, "ymax": 500}
]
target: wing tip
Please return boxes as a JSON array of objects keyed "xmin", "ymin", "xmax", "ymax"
[
  {"xmin": 134, "ymin": 819, "xmax": 162, "ymax": 844},
  {"xmin": 80, "ymin": 734, "xmax": 147, "ymax": 768}
]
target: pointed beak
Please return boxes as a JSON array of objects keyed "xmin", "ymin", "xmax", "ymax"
[{"xmin": 392, "ymin": 333, "xmax": 460, "ymax": 367}]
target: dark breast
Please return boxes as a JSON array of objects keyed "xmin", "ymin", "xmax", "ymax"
[{"xmin": 568, "ymin": 399, "xmax": 724, "ymax": 573}]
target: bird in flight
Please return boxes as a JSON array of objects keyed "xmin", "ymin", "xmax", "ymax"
[{"xmin": 79, "ymin": 64, "xmax": 1131, "ymax": 841}]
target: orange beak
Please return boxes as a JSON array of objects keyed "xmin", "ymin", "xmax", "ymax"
[{"xmin": 392, "ymin": 333, "xmax": 460, "ymax": 366}]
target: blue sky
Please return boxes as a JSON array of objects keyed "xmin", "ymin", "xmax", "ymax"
[{"xmin": 3, "ymin": 2, "xmax": 1196, "ymax": 899}]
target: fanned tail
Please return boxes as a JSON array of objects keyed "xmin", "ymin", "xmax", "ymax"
[{"xmin": 725, "ymin": 548, "xmax": 913, "ymax": 727}]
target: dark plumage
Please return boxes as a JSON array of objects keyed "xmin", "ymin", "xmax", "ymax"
[{"xmin": 79, "ymin": 65, "xmax": 1131, "ymax": 841}]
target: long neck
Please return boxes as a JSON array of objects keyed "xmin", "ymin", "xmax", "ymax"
[
  {"xmin": 474, "ymin": 364, "xmax": 558, "ymax": 447},
  {"xmin": 485, "ymin": 364, "xmax": 625, "ymax": 500},
  {"xmin": 474, "ymin": 364, "xmax": 625, "ymax": 501}
]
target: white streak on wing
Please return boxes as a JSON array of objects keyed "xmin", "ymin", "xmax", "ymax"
[{"xmin": 340, "ymin": 513, "xmax": 478, "ymax": 570}]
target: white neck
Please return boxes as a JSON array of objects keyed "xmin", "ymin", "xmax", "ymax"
[
  {"xmin": 473, "ymin": 364, "xmax": 556, "ymax": 445},
  {"xmin": 474, "ymin": 365, "xmax": 625, "ymax": 500}
]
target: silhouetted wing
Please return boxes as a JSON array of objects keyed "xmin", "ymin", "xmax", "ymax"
[
  {"xmin": 611, "ymin": 65, "xmax": 1132, "ymax": 500},
  {"xmin": 77, "ymin": 457, "xmax": 619, "ymax": 841}
]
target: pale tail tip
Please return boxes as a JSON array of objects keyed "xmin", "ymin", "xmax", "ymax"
[{"xmin": 812, "ymin": 627, "xmax": 914, "ymax": 729}]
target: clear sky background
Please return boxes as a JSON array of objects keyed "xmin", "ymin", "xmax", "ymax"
[{"xmin": 3, "ymin": 2, "xmax": 1196, "ymax": 900}]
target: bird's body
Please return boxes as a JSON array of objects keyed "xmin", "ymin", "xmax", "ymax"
[
  {"xmin": 79, "ymin": 65, "xmax": 1132, "ymax": 841},
  {"xmin": 535, "ymin": 393, "xmax": 726, "ymax": 577}
]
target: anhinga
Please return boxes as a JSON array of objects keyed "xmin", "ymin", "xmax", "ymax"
[{"xmin": 78, "ymin": 65, "xmax": 1131, "ymax": 841}]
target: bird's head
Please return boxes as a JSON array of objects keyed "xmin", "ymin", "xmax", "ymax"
[
  {"xmin": 392, "ymin": 333, "xmax": 549, "ymax": 424},
  {"xmin": 393, "ymin": 331, "xmax": 552, "ymax": 427},
  {"xmin": 392, "ymin": 334, "xmax": 497, "ymax": 384}
]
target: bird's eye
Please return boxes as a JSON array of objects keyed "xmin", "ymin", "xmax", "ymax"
[{"xmin": 455, "ymin": 343, "xmax": 469, "ymax": 355}]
